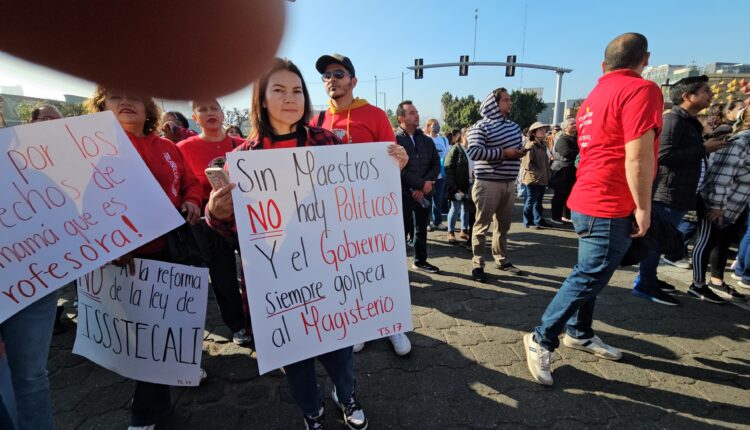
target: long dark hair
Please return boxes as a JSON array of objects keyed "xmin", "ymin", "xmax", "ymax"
[
  {"xmin": 165, "ymin": 110, "xmax": 190, "ymax": 128},
  {"xmin": 250, "ymin": 58, "xmax": 312, "ymax": 140}
]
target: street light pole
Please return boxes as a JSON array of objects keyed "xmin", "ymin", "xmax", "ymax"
[
  {"xmin": 378, "ymin": 91, "xmax": 386, "ymax": 111},
  {"xmin": 374, "ymin": 75, "xmax": 378, "ymax": 105},
  {"xmin": 552, "ymin": 70, "xmax": 564, "ymax": 126},
  {"xmin": 401, "ymin": 72, "xmax": 404, "ymax": 101}
]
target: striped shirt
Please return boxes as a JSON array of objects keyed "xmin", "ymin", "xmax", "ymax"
[
  {"xmin": 700, "ymin": 130, "xmax": 750, "ymax": 224},
  {"xmin": 466, "ymin": 92, "xmax": 523, "ymax": 181}
]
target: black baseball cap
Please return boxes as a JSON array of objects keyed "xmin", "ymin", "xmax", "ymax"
[
  {"xmin": 672, "ymin": 75, "xmax": 708, "ymax": 87},
  {"xmin": 315, "ymin": 54, "xmax": 355, "ymax": 77}
]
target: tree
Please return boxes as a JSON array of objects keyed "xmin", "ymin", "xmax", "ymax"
[
  {"xmin": 441, "ymin": 92, "xmax": 481, "ymax": 131},
  {"xmin": 508, "ymin": 90, "xmax": 547, "ymax": 131},
  {"xmin": 386, "ymin": 108, "xmax": 398, "ymax": 129},
  {"xmin": 224, "ymin": 107, "xmax": 250, "ymax": 133},
  {"xmin": 14, "ymin": 100, "xmax": 85, "ymax": 123},
  {"xmin": 14, "ymin": 102, "xmax": 35, "ymax": 123},
  {"xmin": 52, "ymin": 101, "xmax": 85, "ymax": 118},
  {"xmin": 566, "ymin": 99, "xmax": 583, "ymax": 119}
]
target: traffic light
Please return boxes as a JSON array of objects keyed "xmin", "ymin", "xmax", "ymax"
[
  {"xmin": 506, "ymin": 55, "xmax": 517, "ymax": 77},
  {"xmin": 459, "ymin": 55, "xmax": 469, "ymax": 76},
  {"xmin": 414, "ymin": 58, "xmax": 423, "ymax": 79}
]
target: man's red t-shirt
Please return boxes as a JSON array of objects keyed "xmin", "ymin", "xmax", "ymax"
[
  {"xmin": 177, "ymin": 134, "xmax": 242, "ymax": 204},
  {"xmin": 567, "ymin": 69, "xmax": 663, "ymax": 218}
]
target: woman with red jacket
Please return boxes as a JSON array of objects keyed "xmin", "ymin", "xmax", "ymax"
[
  {"xmin": 176, "ymin": 100, "xmax": 252, "ymax": 346},
  {"xmin": 206, "ymin": 58, "xmax": 374, "ymax": 430},
  {"xmin": 84, "ymin": 87, "xmax": 202, "ymax": 430}
]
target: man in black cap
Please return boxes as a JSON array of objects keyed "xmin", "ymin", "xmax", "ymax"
[
  {"xmin": 313, "ymin": 53, "xmax": 396, "ymax": 144},
  {"xmin": 631, "ymin": 75, "xmax": 729, "ymax": 305},
  {"xmin": 312, "ymin": 54, "xmax": 413, "ymax": 360}
]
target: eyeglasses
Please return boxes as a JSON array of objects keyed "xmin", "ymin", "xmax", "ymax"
[{"xmin": 321, "ymin": 70, "xmax": 350, "ymax": 82}]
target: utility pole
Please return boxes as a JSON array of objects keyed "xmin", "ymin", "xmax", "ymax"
[
  {"xmin": 379, "ymin": 92, "xmax": 386, "ymax": 111},
  {"xmin": 374, "ymin": 75, "xmax": 378, "ymax": 105},
  {"xmin": 473, "ymin": 9, "xmax": 478, "ymax": 60}
]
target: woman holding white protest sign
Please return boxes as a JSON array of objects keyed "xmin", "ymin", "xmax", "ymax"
[
  {"xmin": 206, "ymin": 58, "xmax": 379, "ymax": 430},
  {"xmin": 85, "ymin": 87, "xmax": 203, "ymax": 430}
]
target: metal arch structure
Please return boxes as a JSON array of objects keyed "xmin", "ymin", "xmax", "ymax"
[{"xmin": 408, "ymin": 60, "xmax": 573, "ymax": 126}]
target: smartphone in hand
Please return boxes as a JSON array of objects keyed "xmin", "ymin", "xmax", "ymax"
[{"xmin": 205, "ymin": 167, "xmax": 230, "ymax": 190}]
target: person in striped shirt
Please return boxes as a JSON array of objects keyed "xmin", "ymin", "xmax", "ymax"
[{"xmin": 466, "ymin": 88, "xmax": 526, "ymax": 282}]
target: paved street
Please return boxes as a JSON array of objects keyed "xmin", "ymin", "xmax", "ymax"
[{"xmin": 50, "ymin": 199, "xmax": 750, "ymax": 429}]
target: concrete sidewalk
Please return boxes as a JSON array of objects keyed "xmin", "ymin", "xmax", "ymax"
[{"xmin": 50, "ymin": 201, "xmax": 750, "ymax": 429}]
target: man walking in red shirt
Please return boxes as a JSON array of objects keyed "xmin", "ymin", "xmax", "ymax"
[{"xmin": 523, "ymin": 33, "xmax": 663, "ymax": 386}]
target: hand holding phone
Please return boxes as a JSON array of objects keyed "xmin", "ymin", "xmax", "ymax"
[{"xmin": 205, "ymin": 167, "xmax": 230, "ymax": 190}]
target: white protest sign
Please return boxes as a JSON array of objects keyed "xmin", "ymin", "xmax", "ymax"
[
  {"xmin": 0, "ymin": 112, "xmax": 184, "ymax": 322},
  {"xmin": 227, "ymin": 142, "xmax": 412, "ymax": 374},
  {"xmin": 73, "ymin": 259, "xmax": 209, "ymax": 386}
]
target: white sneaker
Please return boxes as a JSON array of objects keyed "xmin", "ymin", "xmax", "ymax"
[
  {"xmin": 523, "ymin": 333, "xmax": 553, "ymax": 386},
  {"xmin": 232, "ymin": 328, "xmax": 253, "ymax": 345},
  {"xmin": 388, "ymin": 333, "xmax": 411, "ymax": 356},
  {"xmin": 737, "ymin": 280, "xmax": 750, "ymax": 291},
  {"xmin": 127, "ymin": 426, "xmax": 155, "ymax": 430},
  {"xmin": 352, "ymin": 342, "xmax": 365, "ymax": 353},
  {"xmin": 661, "ymin": 257, "xmax": 692, "ymax": 269},
  {"xmin": 730, "ymin": 273, "xmax": 742, "ymax": 281},
  {"xmin": 331, "ymin": 386, "xmax": 368, "ymax": 430},
  {"xmin": 563, "ymin": 334, "xmax": 622, "ymax": 360}
]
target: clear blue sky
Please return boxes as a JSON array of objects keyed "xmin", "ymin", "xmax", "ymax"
[{"xmin": 1, "ymin": 0, "xmax": 746, "ymax": 121}]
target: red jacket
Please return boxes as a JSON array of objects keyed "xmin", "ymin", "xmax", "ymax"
[
  {"xmin": 177, "ymin": 134, "xmax": 243, "ymax": 205},
  {"xmin": 127, "ymin": 132, "xmax": 202, "ymax": 254}
]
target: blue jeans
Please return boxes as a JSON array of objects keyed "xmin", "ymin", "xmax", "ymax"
[
  {"xmin": 0, "ymin": 291, "xmax": 58, "ymax": 430},
  {"xmin": 523, "ymin": 184, "xmax": 546, "ymax": 227},
  {"xmin": 431, "ymin": 178, "xmax": 446, "ymax": 226},
  {"xmin": 284, "ymin": 346, "xmax": 355, "ymax": 416},
  {"xmin": 447, "ymin": 197, "xmax": 473, "ymax": 233},
  {"xmin": 634, "ymin": 202, "xmax": 686, "ymax": 288},
  {"xmin": 735, "ymin": 206, "xmax": 750, "ymax": 282},
  {"xmin": 665, "ymin": 217, "xmax": 699, "ymax": 261},
  {"xmin": 533, "ymin": 212, "xmax": 632, "ymax": 351},
  {"xmin": 447, "ymin": 199, "xmax": 463, "ymax": 233},
  {"xmin": 0, "ymin": 352, "xmax": 18, "ymax": 430}
]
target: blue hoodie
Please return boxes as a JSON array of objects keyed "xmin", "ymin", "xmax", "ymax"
[{"xmin": 466, "ymin": 91, "xmax": 523, "ymax": 181}]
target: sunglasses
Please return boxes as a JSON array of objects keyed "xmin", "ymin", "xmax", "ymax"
[{"xmin": 321, "ymin": 70, "xmax": 350, "ymax": 81}]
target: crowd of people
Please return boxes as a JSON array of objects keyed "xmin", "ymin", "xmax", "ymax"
[{"xmin": 1, "ymin": 31, "xmax": 750, "ymax": 430}]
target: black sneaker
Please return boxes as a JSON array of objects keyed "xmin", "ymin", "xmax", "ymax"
[
  {"xmin": 547, "ymin": 218, "xmax": 565, "ymax": 226},
  {"xmin": 708, "ymin": 283, "xmax": 747, "ymax": 302},
  {"xmin": 657, "ymin": 279, "xmax": 676, "ymax": 291},
  {"xmin": 331, "ymin": 387, "xmax": 368, "ymax": 430},
  {"xmin": 427, "ymin": 224, "xmax": 435, "ymax": 232},
  {"xmin": 632, "ymin": 283, "xmax": 680, "ymax": 306},
  {"xmin": 303, "ymin": 406, "xmax": 325, "ymax": 430},
  {"xmin": 412, "ymin": 261, "xmax": 440, "ymax": 274},
  {"xmin": 688, "ymin": 284, "xmax": 725, "ymax": 304},
  {"xmin": 472, "ymin": 267, "xmax": 486, "ymax": 282},
  {"xmin": 496, "ymin": 263, "xmax": 523, "ymax": 275}
]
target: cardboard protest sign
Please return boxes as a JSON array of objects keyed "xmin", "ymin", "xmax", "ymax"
[
  {"xmin": 227, "ymin": 142, "xmax": 412, "ymax": 374},
  {"xmin": 0, "ymin": 112, "xmax": 184, "ymax": 322},
  {"xmin": 73, "ymin": 259, "xmax": 209, "ymax": 386}
]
